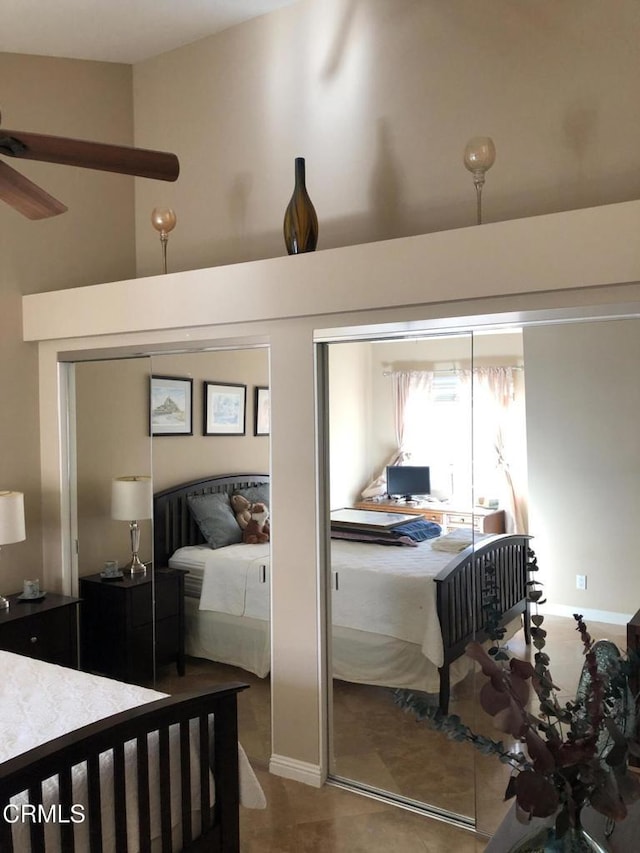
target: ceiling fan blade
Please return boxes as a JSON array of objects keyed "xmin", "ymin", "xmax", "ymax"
[
  {"xmin": 0, "ymin": 128, "xmax": 179, "ymax": 182},
  {"xmin": 0, "ymin": 160, "xmax": 67, "ymax": 219}
]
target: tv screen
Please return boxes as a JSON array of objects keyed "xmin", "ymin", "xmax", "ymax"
[{"xmin": 386, "ymin": 465, "xmax": 431, "ymax": 501}]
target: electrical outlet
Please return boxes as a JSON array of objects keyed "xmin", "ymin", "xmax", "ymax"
[{"xmin": 576, "ymin": 574, "xmax": 587, "ymax": 590}]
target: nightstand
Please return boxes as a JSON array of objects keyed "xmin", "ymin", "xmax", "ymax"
[
  {"xmin": 0, "ymin": 592, "xmax": 80, "ymax": 668},
  {"xmin": 79, "ymin": 567, "xmax": 187, "ymax": 685}
]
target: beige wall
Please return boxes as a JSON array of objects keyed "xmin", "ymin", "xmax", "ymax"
[
  {"xmin": 0, "ymin": 53, "xmax": 135, "ymax": 594},
  {"xmin": 524, "ymin": 319, "xmax": 640, "ymax": 615},
  {"xmin": 132, "ymin": 0, "xmax": 640, "ymax": 277},
  {"xmin": 327, "ymin": 342, "xmax": 371, "ymax": 508}
]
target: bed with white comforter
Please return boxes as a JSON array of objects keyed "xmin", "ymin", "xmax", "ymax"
[
  {"xmin": 170, "ymin": 536, "xmax": 487, "ymax": 693},
  {"xmin": 0, "ymin": 650, "xmax": 265, "ymax": 852},
  {"xmin": 155, "ymin": 474, "xmax": 531, "ymax": 707}
]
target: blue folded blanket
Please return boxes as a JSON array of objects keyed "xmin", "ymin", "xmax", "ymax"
[{"xmin": 390, "ymin": 518, "xmax": 442, "ymax": 541}]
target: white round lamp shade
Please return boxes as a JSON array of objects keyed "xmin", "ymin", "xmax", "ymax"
[
  {"xmin": 111, "ymin": 477, "xmax": 152, "ymax": 521},
  {"xmin": 0, "ymin": 491, "xmax": 26, "ymax": 544}
]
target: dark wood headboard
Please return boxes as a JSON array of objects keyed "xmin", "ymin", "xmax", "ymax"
[{"xmin": 153, "ymin": 474, "xmax": 270, "ymax": 567}]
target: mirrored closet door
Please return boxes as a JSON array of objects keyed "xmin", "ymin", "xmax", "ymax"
[
  {"xmin": 149, "ymin": 347, "xmax": 272, "ymax": 767},
  {"xmin": 73, "ymin": 356, "xmax": 155, "ymax": 686},
  {"xmin": 72, "ymin": 346, "xmax": 273, "ymax": 767},
  {"xmin": 326, "ymin": 332, "xmax": 481, "ymax": 822}
]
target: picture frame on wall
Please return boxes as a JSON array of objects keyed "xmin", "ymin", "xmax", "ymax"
[
  {"xmin": 150, "ymin": 375, "xmax": 193, "ymax": 436},
  {"xmin": 204, "ymin": 381, "xmax": 247, "ymax": 435},
  {"xmin": 254, "ymin": 386, "xmax": 270, "ymax": 436}
]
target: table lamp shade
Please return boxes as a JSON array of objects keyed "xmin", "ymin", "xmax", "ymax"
[
  {"xmin": 0, "ymin": 491, "xmax": 26, "ymax": 545},
  {"xmin": 111, "ymin": 477, "xmax": 152, "ymax": 521}
]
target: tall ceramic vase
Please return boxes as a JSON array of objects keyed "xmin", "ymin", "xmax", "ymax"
[{"xmin": 283, "ymin": 157, "xmax": 318, "ymax": 254}]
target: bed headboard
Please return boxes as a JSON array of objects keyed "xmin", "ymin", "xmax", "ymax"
[{"xmin": 153, "ymin": 473, "xmax": 270, "ymax": 567}]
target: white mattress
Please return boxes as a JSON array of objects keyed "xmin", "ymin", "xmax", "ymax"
[
  {"xmin": 0, "ymin": 650, "xmax": 265, "ymax": 852},
  {"xmin": 170, "ymin": 538, "xmax": 467, "ymax": 669}
]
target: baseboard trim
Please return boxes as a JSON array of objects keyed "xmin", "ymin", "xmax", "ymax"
[
  {"xmin": 545, "ymin": 603, "xmax": 632, "ymax": 626},
  {"xmin": 269, "ymin": 754, "xmax": 323, "ymax": 788}
]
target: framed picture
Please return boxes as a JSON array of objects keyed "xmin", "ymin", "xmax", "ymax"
[
  {"xmin": 150, "ymin": 375, "xmax": 193, "ymax": 436},
  {"xmin": 254, "ymin": 386, "xmax": 270, "ymax": 436},
  {"xmin": 204, "ymin": 382, "xmax": 246, "ymax": 435}
]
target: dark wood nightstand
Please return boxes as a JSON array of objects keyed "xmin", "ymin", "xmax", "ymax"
[
  {"xmin": 79, "ymin": 567, "xmax": 187, "ymax": 684},
  {"xmin": 0, "ymin": 592, "xmax": 79, "ymax": 668}
]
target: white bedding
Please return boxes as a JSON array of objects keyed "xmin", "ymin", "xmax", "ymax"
[
  {"xmin": 171, "ymin": 538, "xmax": 471, "ymax": 669},
  {"xmin": 0, "ymin": 650, "xmax": 265, "ymax": 852}
]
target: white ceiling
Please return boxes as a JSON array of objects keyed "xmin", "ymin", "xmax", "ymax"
[{"xmin": 0, "ymin": 0, "xmax": 301, "ymax": 64}]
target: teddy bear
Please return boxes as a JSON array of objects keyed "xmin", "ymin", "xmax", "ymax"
[
  {"xmin": 242, "ymin": 501, "xmax": 270, "ymax": 544},
  {"xmin": 231, "ymin": 493, "xmax": 253, "ymax": 531}
]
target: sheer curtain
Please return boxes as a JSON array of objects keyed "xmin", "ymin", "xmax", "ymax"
[
  {"xmin": 360, "ymin": 370, "xmax": 433, "ymax": 499},
  {"xmin": 463, "ymin": 367, "xmax": 528, "ymax": 533}
]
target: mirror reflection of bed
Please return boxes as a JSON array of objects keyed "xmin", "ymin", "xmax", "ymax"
[{"xmin": 154, "ymin": 474, "xmax": 528, "ymax": 824}]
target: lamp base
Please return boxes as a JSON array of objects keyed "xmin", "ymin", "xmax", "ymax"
[
  {"xmin": 0, "ymin": 595, "xmax": 8, "ymax": 610},
  {"xmin": 125, "ymin": 555, "xmax": 147, "ymax": 576}
]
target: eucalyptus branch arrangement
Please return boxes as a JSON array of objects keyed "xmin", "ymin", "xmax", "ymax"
[{"xmin": 395, "ymin": 550, "xmax": 640, "ymax": 838}]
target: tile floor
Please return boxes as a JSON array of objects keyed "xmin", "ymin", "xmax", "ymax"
[{"xmin": 154, "ymin": 614, "xmax": 626, "ymax": 851}]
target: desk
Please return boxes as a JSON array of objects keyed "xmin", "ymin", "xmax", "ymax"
[{"xmin": 354, "ymin": 499, "xmax": 505, "ymax": 534}]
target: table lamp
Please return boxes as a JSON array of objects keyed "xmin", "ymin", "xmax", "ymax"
[
  {"xmin": 0, "ymin": 490, "xmax": 26, "ymax": 609},
  {"xmin": 111, "ymin": 476, "xmax": 152, "ymax": 575}
]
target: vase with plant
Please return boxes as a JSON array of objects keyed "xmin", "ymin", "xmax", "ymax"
[{"xmin": 395, "ymin": 551, "xmax": 640, "ymax": 852}]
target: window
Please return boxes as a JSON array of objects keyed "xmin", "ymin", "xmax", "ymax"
[{"xmin": 403, "ymin": 373, "xmax": 473, "ymax": 499}]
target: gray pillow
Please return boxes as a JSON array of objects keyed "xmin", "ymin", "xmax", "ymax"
[
  {"xmin": 187, "ymin": 492, "xmax": 242, "ymax": 550},
  {"xmin": 232, "ymin": 484, "xmax": 270, "ymax": 508}
]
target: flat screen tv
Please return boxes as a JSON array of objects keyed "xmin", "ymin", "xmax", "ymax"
[{"xmin": 386, "ymin": 465, "xmax": 431, "ymax": 501}]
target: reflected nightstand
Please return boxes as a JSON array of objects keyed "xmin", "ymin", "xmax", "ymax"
[{"xmin": 79, "ymin": 567, "xmax": 187, "ymax": 684}]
